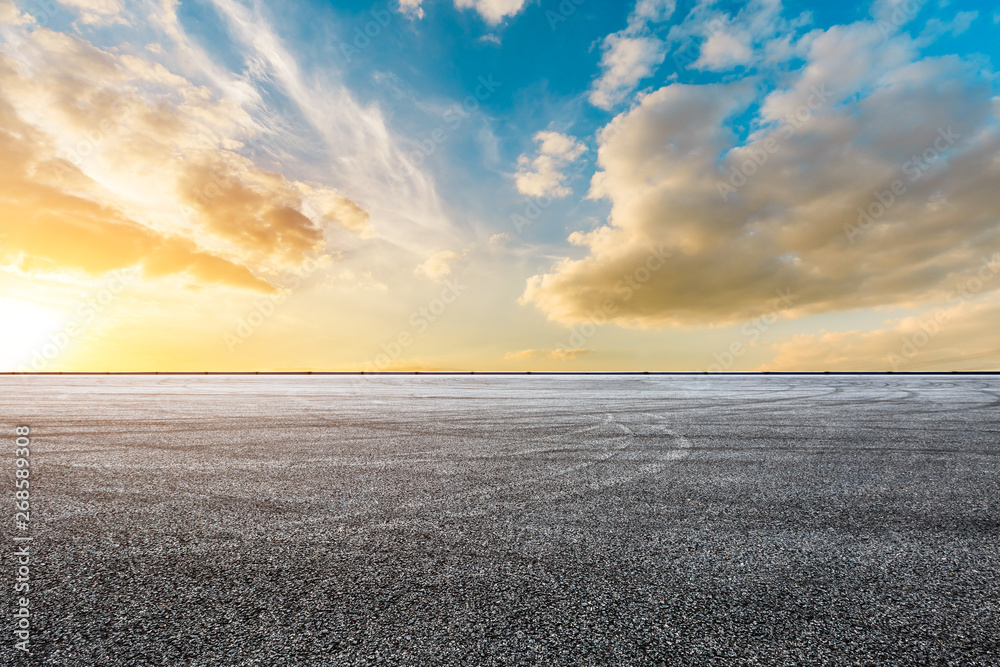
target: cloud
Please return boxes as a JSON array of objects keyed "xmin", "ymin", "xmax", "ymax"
[
  {"xmin": 208, "ymin": 0, "xmax": 455, "ymax": 260},
  {"xmin": 55, "ymin": 0, "xmax": 125, "ymax": 25},
  {"xmin": 0, "ymin": 17, "xmax": 372, "ymax": 289},
  {"xmin": 175, "ymin": 156, "xmax": 326, "ymax": 265},
  {"xmin": 303, "ymin": 186, "xmax": 373, "ymax": 239},
  {"xmin": 697, "ymin": 30, "xmax": 753, "ymax": 70},
  {"xmin": 0, "ymin": 0, "xmax": 26, "ymax": 24},
  {"xmin": 489, "ymin": 232, "xmax": 510, "ymax": 246},
  {"xmin": 453, "ymin": 0, "xmax": 529, "ymax": 25},
  {"xmin": 415, "ymin": 250, "xmax": 460, "ymax": 280},
  {"xmin": 522, "ymin": 22, "xmax": 1000, "ymax": 329},
  {"xmin": 762, "ymin": 295, "xmax": 1000, "ymax": 372},
  {"xmin": 666, "ymin": 0, "xmax": 811, "ymax": 72},
  {"xmin": 398, "ymin": 0, "xmax": 424, "ymax": 20},
  {"xmin": 504, "ymin": 349, "xmax": 537, "ymax": 360},
  {"xmin": 590, "ymin": 35, "xmax": 666, "ymax": 110},
  {"xmin": 0, "ymin": 92, "xmax": 273, "ymax": 292},
  {"xmin": 550, "ymin": 348, "xmax": 593, "ymax": 360},
  {"xmin": 870, "ymin": 0, "xmax": 920, "ymax": 24},
  {"xmin": 919, "ymin": 11, "xmax": 978, "ymax": 42},
  {"xmin": 514, "ymin": 131, "xmax": 586, "ymax": 198},
  {"xmin": 631, "ymin": 0, "xmax": 676, "ymax": 26},
  {"xmin": 534, "ymin": 131, "xmax": 587, "ymax": 160},
  {"xmin": 589, "ymin": 0, "xmax": 676, "ymax": 110}
]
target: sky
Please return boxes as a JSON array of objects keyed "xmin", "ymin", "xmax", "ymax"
[{"xmin": 0, "ymin": 0, "xmax": 998, "ymax": 372}]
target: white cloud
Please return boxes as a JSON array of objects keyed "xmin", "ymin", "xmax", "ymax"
[
  {"xmin": 697, "ymin": 30, "xmax": 753, "ymax": 70},
  {"xmin": 0, "ymin": 0, "xmax": 26, "ymax": 24},
  {"xmin": 666, "ymin": 0, "xmax": 810, "ymax": 73},
  {"xmin": 55, "ymin": 0, "xmax": 125, "ymax": 24},
  {"xmin": 589, "ymin": 35, "xmax": 667, "ymax": 110},
  {"xmin": 522, "ymin": 22, "xmax": 1000, "ymax": 330},
  {"xmin": 870, "ymin": 0, "xmax": 921, "ymax": 24},
  {"xmin": 589, "ymin": 0, "xmax": 676, "ymax": 110},
  {"xmin": 207, "ymin": 0, "xmax": 458, "ymax": 260},
  {"xmin": 534, "ymin": 131, "xmax": 586, "ymax": 161},
  {"xmin": 631, "ymin": 0, "xmax": 676, "ymax": 26},
  {"xmin": 415, "ymin": 250, "xmax": 460, "ymax": 281},
  {"xmin": 398, "ymin": 0, "xmax": 424, "ymax": 20},
  {"xmin": 514, "ymin": 131, "xmax": 586, "ymax": 198},
  {"xmin": 453, "ymin": 0, "xmax": 529, "ymax": 25},
  {"xmin": 919, "ymin": 11, "xmax": 978, "ymax": 42}
]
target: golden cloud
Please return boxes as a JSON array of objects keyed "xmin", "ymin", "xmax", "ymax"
[
  {"xmin": 762, "ymin": 295, "xmax": 1000, "ymax": 372},
  {"xmin": 0, "ymin": 22, "xmax": 371, "ymax": 288},
  {"xmin": 504, "ymin": 349, "xmax": 538, "ymax": 360},
  {"xmin": 521, "ymin": 24, "xmax": 1000, "ymax": 330},
  {"xmin": 0, "ymin": 92, "xmax": 274, "ymax": 291}
]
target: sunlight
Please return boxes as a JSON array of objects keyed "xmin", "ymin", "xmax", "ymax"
[{"xmin": 0, "ymin": 298, "xmax": 65, "ymax": 371}]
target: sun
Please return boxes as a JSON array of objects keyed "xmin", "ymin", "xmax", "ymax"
[{"xmin": 0, "ymin": 299, "xmax": 65, "ymax": 371}]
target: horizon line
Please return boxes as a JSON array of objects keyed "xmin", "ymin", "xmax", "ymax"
[{"xmin": 1, "ymin": 371, "xmax": 999, "ymax": 376}]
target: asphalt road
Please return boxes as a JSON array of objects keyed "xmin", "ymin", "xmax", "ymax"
[{"xmin": 1, "ymin": 375, "xmax": 998, "ymax": 665}]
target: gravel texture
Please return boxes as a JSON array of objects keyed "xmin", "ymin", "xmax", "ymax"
[{"xmin": 1, "ymin": 374, "xmax": 998, "ymax": 665}]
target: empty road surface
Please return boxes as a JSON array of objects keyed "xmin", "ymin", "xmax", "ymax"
[{"xmin": 1, "ymin": 374, "xmax": 998, "ymax": 665}]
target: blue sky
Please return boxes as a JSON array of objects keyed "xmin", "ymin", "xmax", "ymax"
[
  {"xmin": 234, "ymin": 0, "xmax": 996, "ymax": 248},
  {"xmin": 0, "ymin": 0, "xmax": 998, "ymax": 371}
]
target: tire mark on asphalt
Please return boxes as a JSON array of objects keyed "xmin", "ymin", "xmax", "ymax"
[{"xmin": 362, "ymin": 412, "xmax": 695, "ymax": 519}]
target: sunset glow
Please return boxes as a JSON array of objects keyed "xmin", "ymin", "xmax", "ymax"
[{"xmin": 1, "ymin": 0, "xmax": 997, "ymax": 371}]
